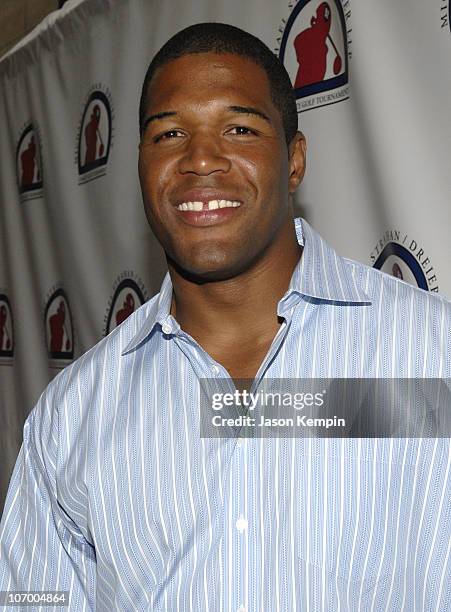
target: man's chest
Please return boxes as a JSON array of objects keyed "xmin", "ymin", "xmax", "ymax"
[
  {"xmin": 70, "ymin": 430, "xmax": 451, "ymax": 610},
  {"xmin": 215, "ymin": 347, "xmax": 271, "ymax": 380},
  {"xmin": 199, "ymin": 328, "xmax": 282, "ymax": 381}
]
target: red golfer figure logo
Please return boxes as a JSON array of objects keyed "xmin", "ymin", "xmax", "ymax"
[
  {"xmin": 16, "ymin": 124, "xmax": 43, "ymax": 195},
  {"xmin": 105, "ymin": 278, "xmax": 146, "ymax": 336},
  {"xmin": 0, "ymin": 296, "xmax": 14, "ymax": 359},
  {"xmin": 115, "ymin": 293, "xmax": 135, "ymax": 326},
  {"xmin": 45, "ymin": 290, "xmax": 74, "ymax": 362},
  {"xmin": 49, "ymin": 301, "xmax": 71, "ymax": 353},
  {"xmin": 392, "ymin": 263, "xmax": 404, "ymax": 280},
  {"xmin": 20, "ymin": 135, "xmax": 41, "ymax": 188},
  {"xmin": 84, "ymin": 104, "xmax": 105, "ymax": 166},
  {"xmin": 0, "ymin": 306, "xmax": 9, "ymax": 351},
  {"xmin": 78, "ymin": 90, "xmax": 112, "ymax": 178},
  {"xmin": 294, "ymin": 2, "xmax": 342, "ymax": 88},
  {"xmin": 277, "ymin": 0, "xmax": 349, "ymax": 110}
]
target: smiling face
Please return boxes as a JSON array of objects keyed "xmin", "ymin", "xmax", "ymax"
[{"xmin": 138, "ymin": 52, "xmax": 305, "ymax": 281}]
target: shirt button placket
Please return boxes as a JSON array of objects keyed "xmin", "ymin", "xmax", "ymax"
[
  {"xmin": 236, "ymin": 515, "xmax": 248, "ymax": 533},
  {"xmin": 234, "ymin": 433, "xmax": 247, "ymax": 611}
]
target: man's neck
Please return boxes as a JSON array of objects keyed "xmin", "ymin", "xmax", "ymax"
[{"xmin": 168, "ymin": 217, "xmax": 302, "ymax": 345}]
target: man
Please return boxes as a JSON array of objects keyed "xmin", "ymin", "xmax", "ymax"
[{"xmin": 1, "ymin": 22, "xmax": 450, "ymax": 612}]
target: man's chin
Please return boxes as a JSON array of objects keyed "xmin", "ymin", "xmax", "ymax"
[{"xmin": 168, "ymin": 254, "xmax": 247, "ymax": 284}]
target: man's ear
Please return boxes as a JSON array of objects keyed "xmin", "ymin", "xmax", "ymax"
[{"xmin": 288, "ymin": 131, "xmax": 306, "ymax": 193}]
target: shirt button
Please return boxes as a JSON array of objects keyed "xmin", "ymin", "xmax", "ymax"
[
  {"xmin": 162, "ymin": 323, "xmax": 171, "ymax": 334},
  {"xmin": 211, "ymin": 364, "xmax": 220, "ymax": 375},
  {"xmin": 236, "ymin": 515, "xmax": 248, "ymax": 532},
  {"xmin": 236, "ymin": 437, "xmax": 244, "ymax": 447}
]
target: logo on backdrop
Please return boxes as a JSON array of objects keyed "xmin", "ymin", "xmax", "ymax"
[
  {"xmin": 44, "ymin": 287, "xmax": 74, "ymax": 366},
  {"xmin": 16, "ymin": 123, "xmax": 43, "ymax": 201},
  {"xmin": 104, "ymin": 272, "xmax": 147, "ymax": 336},
  {"xmin": 370, "ymin": 230, "xmax": 439, "ymax": 292},
  {"xmin": 439, "ymin": 1, "xmax": 450, "ymax": 32},
  {"xmin": 276, "ymin": 0, "xmax": 352, "ymax": 113},
  {"xmin": 0, "ymin": 294, "xmax": 14, "ymax": 364},
  {"xmin": 76, "ymin": 85, "xmax": 114, "ymax": 183}
]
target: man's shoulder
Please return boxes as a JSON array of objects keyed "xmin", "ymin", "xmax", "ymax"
[
  {"xmin": 344, "ymin": 255, "xmax": 451, "ymax": 313},
  {"xmin": 337, "ymin": 257, "xmax": 450, "ymax": 376}
]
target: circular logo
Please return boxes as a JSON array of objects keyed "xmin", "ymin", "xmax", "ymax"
[
  {"xmin": 277, "ymin": 0, "xmax": 350, "ymax": 112},
  {"xmin": 77, "ymin": 89, "xmax": 112, "ymax": 180},
  {"xmin": 105, "ymin": 277, "xmax": 147, "ymax": 336},
  {"xmin": 44, "ymin": 288, "xmax": 74, "ymax": 363},
  {"xmin": 371, "ymin": 231, "xmax": 439, "ymax": 292},
  {"xmin": 439, "ymin": 1, "xmax": 450, "ymax": 32},
  {"xmin": 16, "ymin": 124, "xmax": 43, "ymax": 198},
  {"xmin": 0, "ymin": 294, "xmax": 14, "ymax": 361}
]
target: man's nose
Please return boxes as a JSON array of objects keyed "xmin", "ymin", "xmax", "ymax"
[{"xmin": 178, "ymin": 133, "xmax": 231, "ymax": 175}]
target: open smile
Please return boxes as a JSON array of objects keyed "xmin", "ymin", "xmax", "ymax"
[
  {"xmin": 174, "ymin": 199, "xmax": 242, "ymax": 227},
  {"xmin": 172, "ymin": 189, "xmax": 244, "ymax": 226},
  {"xmin": 176, "ymin": 199, "xmax": 241, "ymax": 211}
]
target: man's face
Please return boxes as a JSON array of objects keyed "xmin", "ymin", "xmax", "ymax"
[{"xmin": 139, "ymin": 52, "xmax": 305, "ymax": 280}]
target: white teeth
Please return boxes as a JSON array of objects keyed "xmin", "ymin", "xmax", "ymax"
[
  {"xmin": 184, "ymin": 201, "xmax": 203, "ymax": 211},
  {"xmin": 176, "ymin": 200, "xmax": 241, "ymax": 211},
  {"xmin": 208, "ymin": 199, "xmax": 240, "ymax": 210},
  {"xmin": 177, "ymin": 201, "xmax": 202, "ymax": 211}
]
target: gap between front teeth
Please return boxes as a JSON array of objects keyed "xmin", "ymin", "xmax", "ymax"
[{"xmin": 177, "ymin": 200, "xmax": 241, "ymax": 211}]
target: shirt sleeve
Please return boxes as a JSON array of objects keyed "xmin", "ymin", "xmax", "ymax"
[{"xmin": 0, "ymin": 389, "xmax": 96, "ymax": 611}]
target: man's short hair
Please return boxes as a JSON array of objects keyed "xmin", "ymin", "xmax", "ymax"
[{"xmin": 139, "ymin": 22, "xmax": 298, "ymax": 145}]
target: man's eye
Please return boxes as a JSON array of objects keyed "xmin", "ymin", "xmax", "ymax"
[
  {"xmin": 228, "ymin": 126, "xmax": 257, "ymax": 136},
  {"xmin": 154, "ymin": 130, "xmax": 184, "ymax": 142}
]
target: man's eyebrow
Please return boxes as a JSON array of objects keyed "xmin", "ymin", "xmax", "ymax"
[
  {"xmin": 226, "ymin": 105, "xmax": 272, "ymax": 124},
  {"xmin": 142, "ymin": 111, "xmax": 177, "ymax": 132},
  {"xmin": 142, "ymin": 105, "xmax": 272, "ymax": 133}
]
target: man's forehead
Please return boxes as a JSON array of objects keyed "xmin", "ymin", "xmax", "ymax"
[
  {"xmin": 154, "ymin": 50, "xmax": 263, "ymax": 72},
  {"xmin": 146, "ymin": 52, "xmax": 274, "ymax": 108}
]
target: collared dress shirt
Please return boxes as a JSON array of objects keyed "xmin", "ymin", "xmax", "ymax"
[{"xmin": 1, "ymin": 218, "xmax": 450, "ymax": 612}]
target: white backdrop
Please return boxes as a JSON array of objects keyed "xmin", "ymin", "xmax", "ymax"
[{"xmin": 0, "ymin": 0, "xmax": 450, "ymax": 509}]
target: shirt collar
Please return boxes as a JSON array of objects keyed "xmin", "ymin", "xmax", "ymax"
[
  {"xmin": 123, "ymin": 217, "xmax": 371, "ymax": 354},
  {"xmin": 283, "ymin": 217, "xmax": 371, "ymax": 306},
  {"xmin": 121, "ymin": 271, "xmax": 175, "ymax": 354}
]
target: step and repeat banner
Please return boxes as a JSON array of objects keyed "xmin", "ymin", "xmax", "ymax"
[{"xmin": 0, "ymin": 0, "xmax": 450, "ymax": 508}]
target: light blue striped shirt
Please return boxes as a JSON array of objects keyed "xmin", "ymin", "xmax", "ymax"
[{"xmin": 1, "ymin": 217, "xmax": 451, "ymax": 611}]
